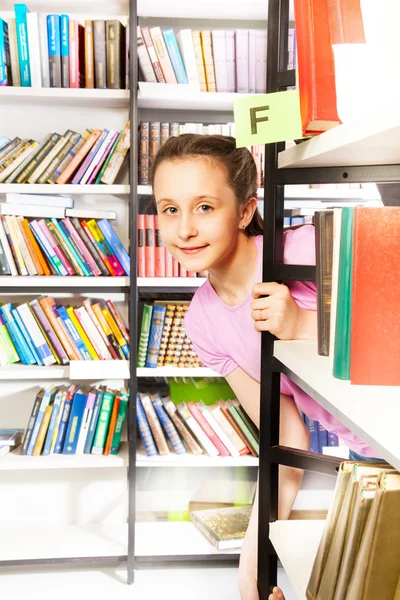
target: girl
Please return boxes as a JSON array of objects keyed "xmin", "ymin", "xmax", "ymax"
[{"xmin": 151, "ymin": 134, "xmax": 378, "ymax": 600}]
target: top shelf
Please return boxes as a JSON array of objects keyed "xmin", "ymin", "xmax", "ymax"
[
  {"xmin": 0, "ymin": 87, "xmax": 130, "ymax": 108},
  {"xmin": 137, "ymin": 0, "xmax": 285, "ymax": 20}
]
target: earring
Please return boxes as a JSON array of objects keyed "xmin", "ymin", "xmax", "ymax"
[{"xmin": 242, "ymin": 224, "xmax": 246, "ymax": 229}]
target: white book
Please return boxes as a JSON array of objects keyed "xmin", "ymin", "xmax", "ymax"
[
  {"xmin": 0, "ymin": 203, "xmax": 65, "ymax": 219},
  {"xmin": 6, "ymin": 193, "xmax": 73, "ymax": 208},
  {"xmin": 65, "ymin": 208, "xmax": 117, "ymax": 220},
  {"xmin": 198, "ymin": 402, "xmax": 240, "ymax": 457},
  {"xmin": 26, "ymin": 13, "xmax": 42, "ymax": 88},
  {"xmin": 176, "ymin": 29, "xmax": 200, "ymax": 88},
  {"xmin": 225, "ymin": 30, "xmax": 236, "ymax": 93},
  {"xmin": 79, "ymin": 130, "xmax": 116, "ymax": 185},
  {"xmin": 222, "ymin": 123, "xmax": 230, "ymax": 136},
  {"xmin": 83, "ymin": 299, "xmax": 115, "ymax": 358},
  {"xmin": 255, "ymin": 30, "xmax": 268, "ymax": 93},
  {"xmin": 27, "ymin": 135, "xmax": 70, "ymax": 183},
  {"xmin": 177, "ymin": 403, "xmax": 219, "ymax": 457},
  {"xmin": 74, "ymin": 307, "xmax": 112, "ymax": 360},
  {"xmin": 214, "ymin": 124, "xmax": 222, "ymax": 135},
  {"xmin": 211, "ymin": 30, "xmax": 228, "ymax": 93},
  {"xmin": 229, "ymin": 122, "xmax": 236, "ymax": 137},
  {"xmin": 0, "ymin": 218, "xmax": 17, "ymax": 276},
  {"xmin": 0, "ymin": 143, "xmax": 38, "ymax": 183},
  {"xmin": 49, "ymin": 392, "xmax": 66, "ymax": 454},
  {"xmin": 75, "ymin": 403, "xmax": 92, "ymax": 454},
  {"xmin": 183, "ymin": 123, "xmax": 197, "ymax": 134},
  {"xmin": 16, "ymin": 304, "xmax": 56, "ymax": 366},
  {"xmin": 137, "ymin": 26, "xmax": 157, "ymax": 83},
  {"xmin": 8, "ymin": 18, "xmax": 21, "ymax": 87},
  {"xmin": 248, "ymin": 29, "xmax": 256, "ymax": 94},
  {"xmin": 329, "ymin": 208, "xmax": 342, "ymax": 369},
  {"xmin": 4, "ymin": 215, "xmax": 28, "ymax": 275},
  {"xmin": 37, "ymin": 13, "xmax": 50, "ymax": 88}
]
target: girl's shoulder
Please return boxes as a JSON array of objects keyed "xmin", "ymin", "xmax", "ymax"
[
  {"xmin": 283, "ymin": 224, "xmax": 315, "ymax": 266},
  {"xmin": 184, "ymin": 279, "xmax": 214, "ymax": 336}
]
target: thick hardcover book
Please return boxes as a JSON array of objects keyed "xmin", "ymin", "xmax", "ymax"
[
  {"xmin": 83, "ymin": 388, "xmax": 103, "ymax": 453},
  {"xmin": 350, "ymin": 207, "xmax": 400, "ymax": 385},
  {"xmin": 139, "ymin": 122, "xmax": 149, "ymax": 185},
  {"xmin": 84, "ymin": 20, "xmax": 94, "ymax": 88},
  {"xmin": 93, "ymin": 20, "xmax": 106, "ymax": 89},
  {"xmin": 60, "ymin": 14, "xmax": 69, "ymax": 87},
  {"xmin": 333, "ymin": 208, "xmax": 354, "ymax": 380},
  {"xmin": 47, "ymin": 14, "xmax": 61, "ymax": 87},
  {"xmin": 53, "ymin": 384, "xmax": 79, "ymax": 453},
  {"xmin": 63, "ymin": 389, "xmax": 88, "ymax": 454},
  {"xmin": 106, "ymin": 20, "xmax": 125, "ymax": 89},
  {"xmin": 191, "ymin": 505, "xmax": 252, "ymax": 550},
  {"xmin": 145, "ymin": 305, "xmax": 166, "ymax": 368},
  {"xmin": 14, "ymin": 3, "xmax": 31, "ymax": 86},
  {"xmin": 151, "ymin": 393, "xmax": 186, "ymax": 455},
  {"xmin": 140, "ymin": 393, "xmax": 169, "ymax": 455},
  {"xmin": 110, "ymin": 389, "xmax": 129, "ymax": 454},
  {"xmin": 328, "ymin": 209, "xmax": 342, "ymax": 368},
  {"xmin": 136, "ymin": 394, "xmax": 158, "ymax": 457},
  {"xmin": 69, "ymin": 21, "xmax": 85, "ymax": 88},
  {"xmin": 91, "ymin": 389, "xmax": 115, "ymax": 454},
  {"xmin": 315, "ymin": 211, "xmax": 334, "ymax": 356},
  {"xmin": 137, "ymin": 26, "xmax": 156, "ymax": 82},
  {"xmin": 162, "ymin": 397, "xmax": 203, "ymax": 455},
  {"xmin": 20, "ymin": 390, "xmax": 43, "ymax": 455},
  {"xmin": 14, "ymin": 133, "xmax": 60, "ymax": 183},
  {"xmin": 293, "ymin": 0, "xmax": 341, "ymax": 134},
  {"xmin": 137, "ymin": 304, "xmax": 153, "ymax": 367},
  {"xmin": 141, "ymin": 27, "xmax": 165, "ymax": 83}
]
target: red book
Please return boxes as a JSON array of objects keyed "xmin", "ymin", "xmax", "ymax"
[
  {"xmin": 69, "ymin": 21, "xmax": 85, "ymax": 88},
  {"xmin": 325, "ymin": 0, "xmax": 365, "ymax": 44},
  {"xmin": 187, "ymin": 401, "xmax": 230, "ymax": 457},
  {"xmin": 179, "ymin": 264, "xmax": 187, "ymax": 277},
  {"xmin": 294, "ymin": 0, "xmax": 341, "ymax": 135},
  {"xmin": 154, "ymin": 215, "xmax": 165, "ymax": 277},
  {"xmin": 137, "ymin": 214, "xmax": 145, "ymax": 277},
  {"xmin": 165, "ymin": 247, "xmax": 173, "ymax": 277},
  {"xmin": 144, "ymin": 214, "xmax": 155, "ymax": 277},
  {"xmin": 104, "ymin": 393, "xmax": 121, "ymax": 455},
  {"xmin": 350, "ymin": 207, "xmax": 400, "ymax": 385}
]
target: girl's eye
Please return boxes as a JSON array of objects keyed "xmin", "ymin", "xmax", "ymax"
[
  {"xmin": 164, "ymin": 207, "xmax": 178, "ymax": 215},
  {"xmin": 198, "ymin": 205, "xmax": 212, "ymax": 213}
]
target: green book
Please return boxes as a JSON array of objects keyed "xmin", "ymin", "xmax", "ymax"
[
  {"xmin": 137, "ymin": 305, "xmax": 153, "ymax": 367},
  {"xmin": 110, "ymin": 389, "xmax": 129, "ymax": 454},
  {"xmin": 226, "ymin": 401, "xmax": 259, "ymax": 455},
  {"xmin": 333, "ymin": 207, "xmax": 354, "ymax": 380},
  {"xmin": 95, "ymin": 132, "xmax": 121, "ymax": 184},
  {"xmin": 91, "ymin": 390, "xmax": 115, "ymax": 455},
  {"xmin": 231, "ymin": 399, "xmax": 259, "ymax": 444},
  {"xmin": 0, "ymin": 319, "xmax": 19, "ymax": 363},
  {"xmin": 48, "ymin": 218, "xmax": 89, "ymax": 276}
]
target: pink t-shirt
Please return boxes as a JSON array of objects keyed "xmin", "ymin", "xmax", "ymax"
[{"xmin": 185, "ymin": 226, "xmax": 375, "ymax": 457}]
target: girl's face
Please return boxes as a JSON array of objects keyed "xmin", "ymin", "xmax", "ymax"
[{"xmin": 154, "ymin": 158, "xmax": 246, "ymax": 273}]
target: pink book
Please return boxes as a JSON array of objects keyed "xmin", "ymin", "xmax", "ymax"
[
  {"xmin": 154, "ymin": 215, "xmax": 165, "ymax": 277},
  {"xmin": 248, "ymin": 29, "xmax": 256, "ymax": 94},
  {"xmin": 37, "ymin": 219, "xmax": 75, "ymax": 276},
  {"xmin": 225, "ymin": 31, "xmax": 236, "ymax": 92},
  {"xmin": 137, "ymin": 214, "xmax": 146, "ymax": 277},
  {"xmin": 69, "ymin": 21, "xmax": 84, "ymax": 88},
  {"xmin": 235, "ymin": 29, "xmax": 249, "ymax": 93},
  {"xmin": 179, "ymin": 265, "xmax": 187, "ymax": 277},
  {"xmin": 211, "ymin": 30, "xmax": 228, "ymax": 92},
  {"xmin": 173, "ymin": 257, "xmax": 179, "ymax": 278},
  {"xmin": 187, "ymin": 401, "xmax": 230, "ymax": 457},
  {"xmin": 144, "ymin": 214, "xmax": 155, "ymax": 277},
  {"xmin": 165, "ymin": 247, "xmax": 173, "ymax": 277},
  {"xmin": 61, "ymin": 217, "xmax": 102, "ymax": 276},
  {"xmin": 188, "ymin": 271, "xmax": 197, "ymax": 278},
  {"xmin": 255, "ymin": 30, "xmax": 268, "ymax": 93},
  {"xmin": 87, "ymin": 130, "xmax": 119, "ymax": 185}
]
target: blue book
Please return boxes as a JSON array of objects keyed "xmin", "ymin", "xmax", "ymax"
[
  {"xmin": 97, "ymin": 219, "xmax": 130, "ymax": 276},
  {"xmin": 60, "ymin": 14, "xmax": 69, "ymax": 88},
  {"xmin": 42, "ymin": 387, "xmax": 66, "ymax": 455},
  {"xmin": 0, "ymin": 19, "xmax": 11, "ymax": 86},
  {"xmin": 136, "ymin": 394, "xmax": 158, "ymax": 457},
  {"xmin": 317, "ymin": 422, "xmax": 328, "ymax": 453},
  {"xmin": 0, "ymin": 304, "xmax": 35, "ymax": 364},
  {"xmin": 304, "ymin": 416, "xmax": 319, "ymax": 454},
  {"xmin": 14, "ymin": 4, "xmax": 31, "ymax": 86},
  {"xmin": 54, "ymin": 385, "xmax": 78, "ymax": 453},
  {"xmin": 162, "ymin": 29, "xmax": 188, "ymax": 84},
  {"xmin": 145, "ymin": 305, "xmax": 166, "ymax": 368},
  {"xmin": 47, "ymin": 15, "xmax": 61, "ymax": 87},
  {"xmin": 11, "ymin": 307, "xmax": 43, "ymax": 365},
  {"xmin": 55, "ymin": 305, "xmax": 91, "ymax": 360},
  {"xmin": 16, "ymin": 303, "xmax": 56, "ymax": 366},
  {"xmin": 62, "ymin": 390, "xmax": 88, "ymax": 454},
  {"xmin": 83, "ymin": 389, "xmax": 104, "ymax": 454},
  {"xmin": 27, "ymin": 387, "xmax": 57, "ymax": 455},
  {"xmin": 328, "ymin": 432, "xmax": 339, "ymax": 447},
  {"xmin": 151, "ymin": 394, "xmax": 186, "ymax": 454}
]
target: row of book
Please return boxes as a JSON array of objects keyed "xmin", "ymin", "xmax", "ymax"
[
  {"xmin": 0, "ymin": 120, "xmax": 130, "ymax": 185},
  {"xmin": 18, "ymin": 385, "xmax": 129, "ymax": 457},
  {"xmin": 138, "ymin": 121, "xmax": 264, "ymax": 188},
  {"xmin": 0, "ymin": 6, "xmax": 128, "ymax": 89},
  {"xmin": 302, "ymin": 413, "xmax": 339, "ymax": 455},
  {"xmin": 138, "ymin": 26, "xmax": 297, "ymax": 93},
  {"xmin": 307, "ymin": 462, "xmax": 400, "ymax": 600},
  {"xmin": 0, "ymin": 213, "xmax": 129, "ymax": 277},
  {"xmin": 315, "ymin": 206, "xmax": 400, "ymax": 385},
  {"xmin": 137, "ymin": 393, "xmax": 259, "ymax": 458},
  {"xmin": 0, "ymin": 296, "xmax": 129, "ymax": 367},
  {"xmin": 138, "ymin": 302, "xmax": 201, "ymax": 369}
]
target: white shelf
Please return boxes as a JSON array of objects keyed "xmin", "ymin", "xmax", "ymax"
[
  {"xmin": 0, "ymin": 184, "xmax": 129, "ymax": 195},
  {"xmin": 137, "ymin": 367, "xmax": 221, "ymax": 378},
  {"xmin": 0, "ymin": 443, "xmax": 128, "ymax": 471},
  {"xmin": 69, "ymin": 360, "xmax": 129, "ymax": 380},
  {"xmin": 269, "ymin": 520, "xmax": 325, "ymax": 599},
  {"xmin": 138, "ymin": 277, "xmax": 205, "ymax": 288},
  {"xmin": 274, "ymin": 341, "xmax": 400, "ymax": 470},
  {"xmin": 137, "ymin": 0, "xmax": 292, "ymax": 20},
  {"xmin": 0, "ymin": 87, "xmax": 129, "ymax": 108},
  {"xmin": 278, "ymin": 106, "xmax": 400, "ymax": 169},
  {"xmin": 136, "ymin": 449, "xmax": 258, "ymax": 468},
  {"xmin": 0, "ymin": 276, "xmax": 130, "ymax": 288},
  {"xmin": 0, "ymin": 364, "xmax": 70, "ymax": 380}
]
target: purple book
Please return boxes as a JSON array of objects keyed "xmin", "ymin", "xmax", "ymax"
[
  {"xmin": 225, "ymin": 30, "xmax": 236, "ymax": 93},
  {"xmin": 211, "ymin": 30, "xmax": 228, "ymax": 93},
  {"xmin": 71, "ymin": 129, "xmax": 108, "ymax": 184},
  {"xmin": 235, "ymin": 29, "xmax": 249, "ymax": 93},
  {"xmin": 255, "ymin": 30, "xmax": 268, "ymax": 93},
  {"xmin": 87, "ymin": 130, "xmax": 119, "ymax": 184},
  {"xmin": 248, "ymin": 29, "xmax": 256, "ymax": 94}
]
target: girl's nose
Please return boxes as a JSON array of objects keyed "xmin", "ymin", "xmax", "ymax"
[{"xmin": 178, "ymin": 215, "xmax": 197, "ymax": 240}]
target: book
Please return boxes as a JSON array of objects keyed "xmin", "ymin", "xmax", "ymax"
[
  {"xmin": 191, "ymin": 505, "xmax": 252, "ymax": 550},
  {"xmin": 197, "ymin": 401, "xmax": 240, "ymax": 458},
  {"xmin": 110, "ymin": 388, "xmax": 129, "ymax": 454},
  {"xmin": 8, "ymin": 18, "xmax": 20, "ymax": 86},
  {"xmin": 139, "ymin": 393, "xmax": 169, "ymax": 455},
  {"xmin": 91, "ymin": 389, "xmax": 115, "ymax": 454},
  {"xmin": 69, "ymin": 20, "xmax": 84, "ymax": 88},
  {"xmin": 315, "ymin": 211, "xmax": 334, "ymax": 356},
  {"xmin": 84, "ymin": 20, "xmax": 94, "ymax": 88},
  {"xmin": 76, "ymin": 388, "xmax": 97, "ymax": 454},
  {"xmin": 97, "ymin": 219, "xmax": 130, "ymax": 275},
  {"xmin": 32, "ymin": 397, "xmax": 55, "ymax": 455},
  {"xmin": 141, "ymin": 27, "xmax": 165, "ymax": 83},
  {"xmin": 162, "ymin": 28, "xmax": 188, "ymax": 84},
  {"xmin": 27, "ymin": 386, "xmax": 57, "ymax": 455},
  {"xmin": 177, "ymin": 402, "xmax": 218, "ymax": 457},
  {"xmin": 42, "ymin": 387, "xmax": 67, "ymax": 455},
  {"xmin": 83, "ymin": 388, "xmax": 103, "ymax": 453},
  {"xmin": 14, "ymin": 4, "xmax": 31, "ymax": 87},
  {"xmin": 93, "ymin": 20, "xmax": 106, "ymax": 88},
  {"xmin": 151, "ymin": 393, "xmax": 186, "ymax": 455},
  {"xmin": 145, "ymin": 304, "xmax": 166, "ymax": 368},
  {"xmin": 136, "ymin": 393, "xmax": 158, "ymax": 457},
  {"xmin": 53, "ymin": 384, "xmax": 79, "ymax": 453},
  {"xmin": 26, "ymin": 13, "xmax": 41, "ymax": 88},
  {"xmin": 37, "ymin": 13, "xmax": 50, "ymax": 87},
  {"xmin": 211, "ymin": 30, "xmax": 228, "ymax": 93},
  {"xmin": 137, "ymin": 304, "xmax": 153, "ymax": 367},
  {"xmin": 63, "ymin": 389, "xmax": 88, "ymax": 454},
  {"xmin": 47, "ymin": 15, "xmax": 61, "ymax": 87},
  {"xmin": 103, "ymin": 392, "xmax": 120, "ymax": 455},
  {"xmin": 106, "ymin": 20, "xmax": 125, "ymax": 89},
  {"xmin": 188, "ymin": 400, "xmax": 228, "ymax": 456},
  {"xmin": 100, "ymin": 120, "xmax": 130, "ymax": 185},
  {"xmin": 60, "ymin": 14, "xmax": 69, "ymax": 87},
  {"xmin": 329, "ymin": 208, "xmax": 343, "ymax": 368},
  {"xmin": 191, "ymin": 31, "xmax": 207, "ymax": 92},
  {"xmin": 0, "ymin": 429, "xmax": 24, "ymax": 446},
  {"xmin": 137, "ymin": 26, "xmax": 156, "ymax": 82},
  {"xmin": 162, "ymin": 397, "xmax": 203, "ymax": 455},
  {"xmin": 209, "ymin": 404, "xmax": 250, "ymax": 456}
]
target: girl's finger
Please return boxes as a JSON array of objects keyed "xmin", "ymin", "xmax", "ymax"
[{"xmin": 252, "ymin": 281, "xmax": 282, "ymax": 299}]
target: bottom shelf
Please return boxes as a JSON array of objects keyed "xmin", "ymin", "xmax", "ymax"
[
  {"xmin": 269, "ymin": 520, "xmax": 325, "ymax": 599},
  {"xmin": 0, "ymin": 522, "xmax": 240, "ymax": 562}
]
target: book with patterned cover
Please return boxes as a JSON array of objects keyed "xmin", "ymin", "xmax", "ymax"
[{"xmin": 191, "ymin": 505, "xmax": 252, "ymax": 550}]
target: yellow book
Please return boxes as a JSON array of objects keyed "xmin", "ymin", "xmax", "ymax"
[
  {"xmin": 91, "ymin": 303, "xmax": 124, "ymax": 360},
  {"xmin": 85, "ymin": 219, "xmax": 104, "ymax": 243},
  {"xmin": 5, "ymin": 215, "xmax": 27, "ymax": 275},
  {"xmin": 32, "ymin": 404, "xmax": 53, "ymax": 456},
  {"xmin": 66, "ymin": 307, "xmax": 99, "ymax": 360},
  {"xmin": 102, "ymin": 307, "xmax": 126, "ymax": 348}
]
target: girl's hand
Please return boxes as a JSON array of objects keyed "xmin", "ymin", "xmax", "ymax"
[{"xmin": 251, "ymin": 281, "xmax": 318, "ymax": 340}]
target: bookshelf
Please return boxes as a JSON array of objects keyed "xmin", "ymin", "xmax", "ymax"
[
  {"xmin": 0, "ymin": 87, "xmax": 130, "ymax": 107},
  {"xmin": 0, "ymin": 184, "xmax": 130, "ymax": 195}
]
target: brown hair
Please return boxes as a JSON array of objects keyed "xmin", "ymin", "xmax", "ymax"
[{"xmin": 151, "ymin": 134, "xmax": 264, "ymax": 237}]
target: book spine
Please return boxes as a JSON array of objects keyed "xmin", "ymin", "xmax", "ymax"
[
  {"xmin": 176, "ymin": 29, "xmax": 199, "ymax": 87},
  {"xmin": 163, "ymin": 398, "xmax": 203, "ymax": 455},
  {"xmin": 105, "ymin": 300, "xmax": 129, "ymax": 343},
  {"xmin": 84, "ymin": 20, "xmax": 94, "ymax": 88},
  {"xmin": 47, "ymin": 14, "xmax": 61, "ymax": 87},
  {"xmin": 93, "ymin": 20, "xmax": 106, "ymax": 89},
  {"xmin": 8, "ymin": 214, "xmax": 36, "ymax": 275},
  {"xmin": 41, "ymin": 134, "xmax": 79, "ymax": 184},
  {"xmin": 137, "ymin": 214, "xmax": 146, "ymax": 276},
  {"xmin": 211, "ymin": 30, "xmax": 229, "ymax": 92},
  {"xmin": 103, "ymin": 394, "xmax": 120, "ymax": 455},
  {"xmin": 60, "ymin": 14, "xmax": 69, "ymax": 87},
  {"xmin": 56, "ymin": 305, "xmax": 91, "ymax": 360},
  {"xmin": 85, "ymin": 219, "xmax": 124, "ymax": 275},
  {"xmin": 49, "ymin": 393, "xmax": 66, "ymax": 454},
  {"xmin": 136, "ymin": 394, "xmax": 158, "ymax": 456},
  {"xmin": 100, "ymin": 120, "xmax": 130, "ymax": 185},
  {"xmin": 32, "ymin": 403, "xmax": 53, "ymax": 455},
  {"xmin": 67, "ymin": 307, "xmax": 99, "ymax": 360},
  {"xmin": 137, "ymin": 304, "xmax": 153, "ymax": 367},
  {"xmin": 177, "ymin": 403, "xmax": 218, "ymax": 456},
  {"xmin": 38, "ymin": 296, "xmax": 80, "ymax": 361},
  {"xmin": 8, "ymin": 18, "xmax": 21, "ymax": 86},
  {"xmin": 141, "ymin": 27, "xmax": 165, "ymax": 83},
  {"xmin": 27, "ymin": 390, "xmax": 52, "ymax": 455},
  {"xmin": 110, "ymin": 391, "xmax": 129, "ymax": 454},
  {"xmin": 94, "ymin": 131, "xmax": 120, "ymax": 184},
  {"xmin": 38, "ymin": 218, "xmax": 73, "ymax": 275},
  {"xmin": 162, "ymin": 28, "xmax": 188, "ymax": 84},
  {"xmin": 62, "ymin": 217, "xmax": 99, "ymax": 275},
  {"xmin": 76, "ymin": 391, "xmax": 96, "ymax": 454},
  {"xmin": 20, "ymin": 392, "xmax": 42, "ymax": 455},
  {"xmin": 144, "ymin": 214, "xmax": 155, "ymax": 277},
  {"xmin": 16, "ymin": 303, "xmax": 56, "ymax": 366},
  {"xmin": 140, "ymin": 393, "xmax": 169, "ymax": 455},
  {"xmin": 139, "ymin": 122, "xmax": 149, "ymax": 185},
  {"xmin": 56, "ymin": 220, "xmax": 91, "ymax": 276},
  {"xmin": 188, "ymin": 401, "xmax": 228, "ymax": 456},
  {"xmin": 29, "ymin": 299, "xmax": 69, "ymax": 365},
  {"xmin": 137, "ymin": 25, "xmax": 156, "ymax": 83},
  {"xmin": 53, "ymin": 386, "xmax": 76, "ymax": 453},
  {"xmin": 200, "ymin": 31, "xmax": 216, "ymax": 92},
  {"xmin": 199, "ymin": 403, "xmax": 240, "ymax": 457},
  {"xmin": 4, "ymin": 215, "xmax": 28, "ymax": 275},
  {"xmin": 91, "ymin": 391, "xmax": 115, "ymax": 454},
  {"xmin": 11, "ymin": 307, "xmax": 42, "ymax": 365},
  {"xmin": 106, "ymin": 20, "xmax": 124, "ymax": 89},
  {"xmin": 228, "ymin": 404, "xmax": 259, "ymax": 455},
  {"xmin": 48, "ymin": 218, "xmax": 84, "ymax": 276},
  {"xmin": 83, "ymin": 389, "xmax": 103, "ymax": 453},
  {"xmin": 74, "ymin": 306, "xmax": 109, "ymax": 359},
  {"xmin": 18, "ymin": 217, "xmax": 44, "ymax": 275},
  {"xmin": 25, "ymin": 13, "xmax": 41, "ymax": 87},
  {"xmin": 71, "ymin": 129, "xmax": 108, "ymax": 184},
  {"xmin": 91, "ymin": 303, "xmax": 124, "ymax": 359},
  {"xmin": 248, "ymin": 29, "xmax": 256, "ymax": 94},
  {"xmin": 15, "ymin": 133, "xmax": 59, "ymax": 183},
  {"xmin": 56, "ymin": 129, "xmax": 102, "ymax": 184},
  {"xmin": 191, "ymin": 31, "xmax": 207, "ymax": 91},
  {"xmin": 86, "ymin": 130, "xmax": 118, "ymax": 185},
  {"xmin": 63, "ymin": 391, "xmax": 87, "ymax": 454},
  {"xmin": 102, "ymin": 308, "xmax": 129, "ymax": 358},
  {"xmin": 145, "ymin": 305, "xmax": 166, "ymax": 368},
  {"xmin": 15, "ymin": 3, "xmax": 31, "ymax": 86},
  {"xmin": 235, "ymin": 29, "xmax": 249, "ymax": 93},
  {"xmin": 42, "ymin": 390, "xmax": 63, "ymax": 455},
  {"xmin": 152, "ymin": 395, "xmax": 186, "ymax": 454},
  {"xmin": 97, "ymin": 218, "xmax": 130, "ymax": 275},
  {"xmin": 29, "ymin": 134, "xmax": 72, "ymax": 183},
  {"xmin": 70, "ymin": 218, "xmax": 109, "ymax": 276},
  {"xmin": 255, "ymin": 30, "xmax": 267, "ymax": 93},
  {"xmin": 49, "ymin": 134, "xmax": 84, "ymax": 184},
  {"xmin": 84, "ymin": 300, "xmax": 119, "ymax": 360}
]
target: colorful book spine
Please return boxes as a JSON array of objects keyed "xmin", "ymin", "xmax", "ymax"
[
  {"xmin": 32, "ymin": 401, "xmax": 53, "ymax": 455},
  {"xmin": 91, "ymin": 303, "xmax": 124, "ymax": 359},
  {"xmin": 60, "ymin": 14, "xmax": 69, "ymax": 87},
  {"xmin": 145, "ymin": 305, "xmax": 166, "ymax": 368},
  {"xmin": 105, "ymin": 300, "xmax": 130, "ymax": 344},
  {"xmin": 76, "ymin": 389, "xmax": 96, "ymax": 454},
  {"xmin": 49, "ymin": 390, "xmax": 66, "ymax": 453},
  {"xmin": 38, "ymin": 218, "xmax": 74, "ymax": 275},
  {"xmin": 83, "ymin": 389, "xmax": 103, "ymax": 453},
  {"xmin": 0, "ymin": 303, "xmax": 35, "ymax": 365},
  {"xmin": 102, "ymin": 307, "xmax": 129, "ymax": 358},
  {"xmin": 188, "ymin": 401, "xmax": 229, "ymax": 456},
  {"xmin": 11, "ymin": 307, "xmax": 43, "ymax": 365},
  {"xmin": 74, "ymin": 306, "xmax": 109, "ymax": 360},
  {"xmin": 82, "ymin": 299, "xmax": 118, "ymax": 359},
  {"xmin": 16, "ymin": 303, "xmax": 56, "ymax": 366},
  {"xmin": 27, "ymin": 387, "xmax": 55, "ymax": 455},
  {"xmin": 29, "ymin": 299, "xmax": 69, "ymax": 365},
  {"xmin": 71, "ymin": 129, "xmax": 108, "ymax": 184},
  {"xmin": 110, "ymin": 389, "xmax": 129, "ymax": 454},
  {"xmin": 53, "ymin": 385, "xmax": 78, "ymax": 453},
  {"xmin": 14, "ymin": 4, "xmax": 31, "ymax": 86},
  {"xmin": 42, "ymin": 388, "xmax": 65, "ymax": 455},
  {"xmin": 47, "ymin": 14, "xmax": 61, "ymax": 87},
  {"xmin": 0, "ymin": 313, "xmax": 19, "ymax": 364},
  {"xmin": 97, "ymin": 219, "xmax": 130, "ymax": 275},
  {"xmin": 67, "ymin": 307, "xmax": 99, "ymax": 360},
  {"xmin": 85, "ymin": 219, "xmax": 124, "ymax": 275},
  {"xmin": 103, "ymin": 393, "xmax": 120, "ymax": 455},
  {"xmin": 91, "ymin": 390, "xmax": 115, "ymax": 454},
  {"xmin": 0, "ymin": 19, "xmax": 12, "ymax": 86},
  {"xmin": 57, "ymin": 219, "xmax": 93, "ymax": 276},
  {"xmin": 136, "ymin": 394, "xmax": 158, "ymax": 457},
  {"xmin": 56, "ymin": 305, "xmax": 91, "ymax": 360},
  {"xmin": 20, "ymin": 391, "xmax": 43, "ymax": 455},
  {"xmin": 137, "ymin": 304, "xmax": 153, "ymax": 367},
  {"xmin": 62, "ymin": 217, "xmax": 100, "ymax": 275},
  {"xmin": 70, "ymin": 218, "xmax": 109, "ymax": 276},
  {"xmin": 37, "ymin": 13, "xmax": 50, "ymax": 87},
  {"xmin": 151, "ymin": 394, "xmax": 186, "ymax": 454},
  {"xmin": 162, "ymin": 28, "xmax": 188, "ymax": 84},
  {"xmin": 140, "ymin": 393, "xmax": 169, "ymax": 455},
  {"xmin": 63, "ymin": 390, "xmax": 88, "ymax": 454}
]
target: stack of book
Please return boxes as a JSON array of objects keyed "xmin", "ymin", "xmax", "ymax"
[
  {"xmin": 315, "ymin": 206, "xmax": 400, "ymax": 385},
  {"xmin": 0, "ymin": 6, "xmax": 128, "ymax": 89},
  {"xmin": 137, "ymin": 393, "xmax": 259, "ymax": 458},
  {"xmin": 137, "ymin": 302, "xmax": 202, "ymax": 369},
  {"xmin": 0, "ymin": 120, "xmax": 130, "ymax": 185},
  {"xmin": 20, "ymin": 385, "xmax": 129, "ymax": 456},
  {"xmin": 0, "ymin": 209, "xmax": 129, "ymax": 277},
  {"xmin": 139, "ymin": 120, "xmax": 264, "ymax": 188},
  {"xmin": 137, "ymin": 214, "xmax": 198, "ymax": 278},
  {"xmin": 0, "ymin": 296, "xmax": 129, "ymax": 366},
  {"xmin": 306, "ymin": 462, "xmax": 400, "ymax": 600},
  {"xmin": 138, "ymin": 25, "xmax": 296, "ymax": 93},
  {"xmin": 0, "ymin": 428, "xmax": 24, "ymax": 458}
]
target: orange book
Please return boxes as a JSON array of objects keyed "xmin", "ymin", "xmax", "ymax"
[
  {"xmin": 21, "ymin": 218, "xmax": 51, "ymax": 275},
  {"xmin": 325, "ymin": 0, "xmax": 365, "ymax": 44},
  {"xmin": 39, "ymin": 296, "xmax": 81, "ymax": 361},
  {"xmin": 294, "ymin": 0, "xmax": 341, "ymax": 135},
  {"xmin": 56, "ymin": 129, "xmax": 102, "ymax": 184},
  {"xmin": 104, "ymin": 393, "xmax": 120, "ymax": 455},
  {"xmin": 144, "ymin": 214, "xmax": 155, "ymax": 277},
  {"xmin": 137, "ymin": 214, "xmax": 145, "ymax": 277},
  {"xmin": 350, "ymin": 207, "xmax": 400, "ymax": 385},
  {"xmin": 17, "ymin": 216, "xmax": 44, "ymax": 275}
]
